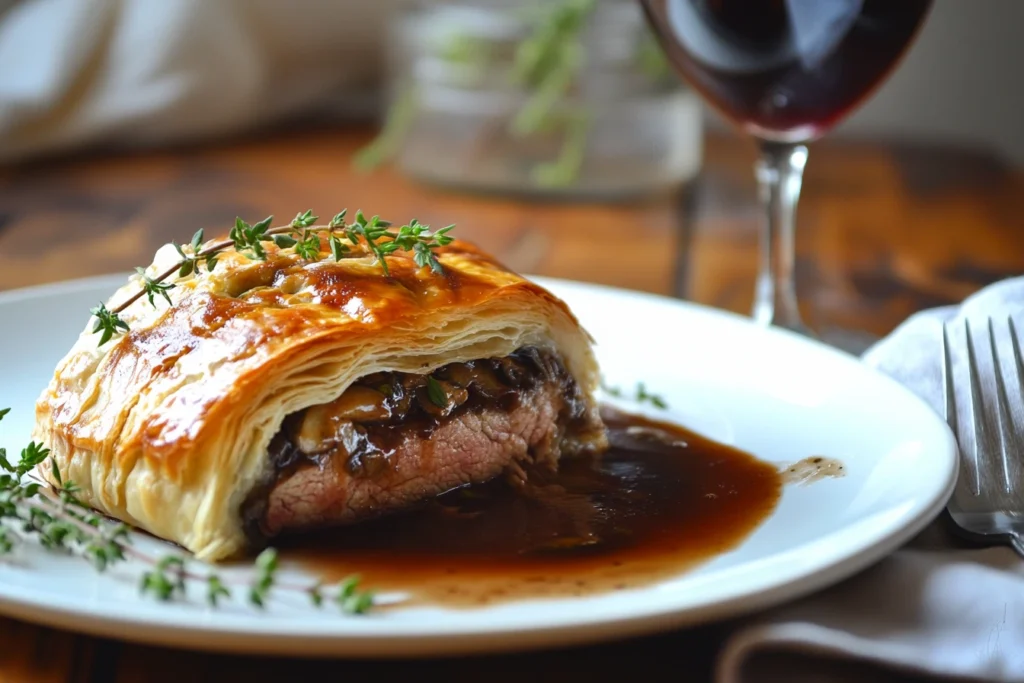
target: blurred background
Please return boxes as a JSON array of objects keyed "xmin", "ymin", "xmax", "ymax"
[
  {"xmin": 2, "ymin": 0, "xmax": 1021, "ymax": 166},
  {"xmin": 1, "ymin": 0, "xmax": 1023, "ymax": 346}
]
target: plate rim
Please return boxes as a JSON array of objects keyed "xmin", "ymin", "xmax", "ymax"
[{"xmin": 0, "ymin": 273, "xmax": 959, "ymax": 658}]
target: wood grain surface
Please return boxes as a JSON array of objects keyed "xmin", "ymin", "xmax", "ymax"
[{"xmin": 0, "ymin": 125, "xmax": 1022, "ymax": 682}]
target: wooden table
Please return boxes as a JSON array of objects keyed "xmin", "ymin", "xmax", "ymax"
[{"xmin": 1, "ymin": 126, "xmax": 1022, "ymax": 682}]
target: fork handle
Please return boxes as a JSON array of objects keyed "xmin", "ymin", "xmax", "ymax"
[{"xmin": 1012, "ymin": 532, "xmax": 1024, "ymax": 559}]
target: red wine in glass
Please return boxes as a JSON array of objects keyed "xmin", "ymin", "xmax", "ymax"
[
  {"xmin": 640, "ymin": 0, "xmax": 933, "ymax": 141},
  {"xmin": 639, "ymin": 0, "xmax": 933, "ymax": 337}
]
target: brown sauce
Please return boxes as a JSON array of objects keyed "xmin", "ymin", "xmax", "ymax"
[{"xmin": 278, "ymin": 406, "xmax": 782, "ymax": 607}]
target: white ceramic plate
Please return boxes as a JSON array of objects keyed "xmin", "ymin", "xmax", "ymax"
[{"xmin": 0, "ymin": 274, "xmax": 956, "ymax": 658}]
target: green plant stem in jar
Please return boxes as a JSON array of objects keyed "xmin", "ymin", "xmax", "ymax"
[{"xmin": 356, "ymin": 0, "xmax": 702, "ymax": 200}]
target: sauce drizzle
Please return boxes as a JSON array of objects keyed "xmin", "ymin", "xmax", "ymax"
[
  {"xmin": 280, "ymin": 407, "xmax": 782, "ymax": 607},
  {"xmin": 781, "ymin": 456, "xmax": 846, "ymax": 485}
]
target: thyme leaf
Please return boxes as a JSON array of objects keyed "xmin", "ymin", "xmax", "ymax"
[
  {"xmin": 90, "ymin": 303, "xmax": 129, "ymax": 347},
  {"xmin": 90, "ymin": 210, "xmax": 457, "ymax": 344},
  {"xmin": 601, "ymin": 380, "xmax": 668, "ymax": 410}
]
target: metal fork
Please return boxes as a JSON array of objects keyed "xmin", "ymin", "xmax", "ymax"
[{"xmin": 942, "ymin": 317, "xmax": 1024, "ymax": 556}]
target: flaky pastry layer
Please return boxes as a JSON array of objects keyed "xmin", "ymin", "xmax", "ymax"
[{"xmin": 32, "ymin": 236, "xmax": 604, "ymax": 560}]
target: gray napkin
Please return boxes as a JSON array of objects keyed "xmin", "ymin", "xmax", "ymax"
[{"xmin": 717, "ymin": 278, "xmax": 1024, "ymax": 683}]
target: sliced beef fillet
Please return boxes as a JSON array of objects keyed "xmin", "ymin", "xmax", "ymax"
[{"xmin": 244, "ymin": 347, "xmax": 605, "ymax": 540}]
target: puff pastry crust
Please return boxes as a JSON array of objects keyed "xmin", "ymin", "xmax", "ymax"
[{"xmin": 33, "ymin": 235, "xmax": 605, "ymax": 560}]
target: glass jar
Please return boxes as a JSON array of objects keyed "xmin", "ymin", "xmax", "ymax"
[{"xmin": 376, "ymin": 0, "xmax": 703, "ymax": 200}]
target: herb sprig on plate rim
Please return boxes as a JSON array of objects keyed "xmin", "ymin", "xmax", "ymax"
[
  {"xmin": 601, "ymin": 380, "xmax": 668, "ymax": 410},
  {"xmin": 90, "ymin": 209, "xmax": 456, "ymax": 347},
  {"xmin": 0, "ymin": 408, "xmax": 376, "ymax": 613}
]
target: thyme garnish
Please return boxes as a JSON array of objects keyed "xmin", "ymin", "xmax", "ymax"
[
  {"xmin": 90, "ymin": 303, "xmax": 130, "ymax": 346},
  {"xmin": 335, "ymin": 574, "xmax": 375, "ymax": 614},
  {"xmin": 135, "ymin": 267, "xmax": 174, "ymax": 307},
  {"xmin": 635, "ymin": 382, "xmax": 668, "ymax": 410},
  {"xmin": 229, "ymin": 216, "xmax": 273, "ymax": 261},
  {"xmin": 88, "ymin": 209, "xmax": 455, "ymax": 346},
  {"xmin": 601, "ymin": 380, "xmax": 669, "ymax": 410},
  {"xmin": 0, "ymin": 408, "xmax": 375, "ymax": 614},
  {"xmin": 173, "ymin": 229, "xmax": 218, "ymax": 277}
]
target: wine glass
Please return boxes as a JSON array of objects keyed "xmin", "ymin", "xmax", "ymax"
[{"xmin": 638, "ymin": 0, "xmax": 933, "ymax": 337}]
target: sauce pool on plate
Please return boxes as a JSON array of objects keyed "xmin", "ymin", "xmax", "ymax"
[{"xmin": 278, "ymin": 407, "xmax": 783, "ymax": 606}]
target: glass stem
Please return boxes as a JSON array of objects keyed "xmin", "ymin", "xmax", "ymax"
[{"xmin": 752, "ymin": 141, "xmax": 812, "ymax": 336}]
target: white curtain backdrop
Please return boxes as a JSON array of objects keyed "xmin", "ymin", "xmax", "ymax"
[
  {"xmin": 0, "ymin": 0, "xmax": 394, "ymax": 161},
  {"xmin": 2, "ymin": 0, "xmax": 1023, "ymax": 164}
]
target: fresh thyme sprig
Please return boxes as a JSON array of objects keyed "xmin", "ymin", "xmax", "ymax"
[
  {"xmin": 340, "ymin": 212, "xmax": 455, "ymax": 277},
  {"xmin": 89, "ymin": 209, "xmax": 456, "ymax": 346},
  {"xmin": 174, "ymin": 229, "xmax": 219, "ymax": 277},
  {"xmin": 635, "ymin": 382, "xmax": 668, "ymax": 410},
  {"xmin": 394, "ymin": 220, "xmax": 456, "ymax": 274},
  {"xmin": 0, "ymin": 408, "xmax": 376, "ymax": 614},
  {"xmin": 135, "ymin": 267, "xmax": 175, "ymax": 307},
  {"xmin": 292, "ymin": 209, "xmax": 319, "ymax": 229},
  {"xmin": 335, "ymin": 574, "xmax": 375, "ymax": 614},
  {"xmin": 90, "ymin": 303, "xmax": 130, "ymax": 346},
  {"xmin": 249, "ymin": 547, "xmax": 278, "ymax": 607},
  {"xmin": 207, "ymin": 574, "xmax": 231, "ymax": 607},
  {"xmin": 229, "ymin": 216, "xmax": 273, "ymax": 260},
  {"xmin": 601, "ymin": 380, "xmax": 668, "ymax": 410}
]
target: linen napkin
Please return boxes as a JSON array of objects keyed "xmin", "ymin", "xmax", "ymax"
[
  {"xmin": 717, "ymin": 277, "xmax": 1024, "ymax": 683},
  {"xmin": 0, "ymin": 0, "xmax": 392, "ymax": 162}
]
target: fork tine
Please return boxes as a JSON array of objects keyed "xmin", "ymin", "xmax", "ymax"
[
  {"xmin": 944, "ymin": 319, "xmax": 1024, "ymax": 554},
  {"xmin": 1008, "ymin": 316, "xmax": 1024, "ymax": 398},
  {"xmin": 942, "ymin": 323, "xmax": 959, "ymax": 438},
  {"xmin": 1004, "ymin": 316, "xmax": 1024, "ymax": 493},
  {"xmin": 986, "ymin": 318, "xmax": 1017, "ymax": 494},
  {"xmin": 944, "ymin": 323, "xmax": 976, "ymax": 503},
  {"xmin": 964, "ymin": 319, "xmax": 987, "ymax": 496}
]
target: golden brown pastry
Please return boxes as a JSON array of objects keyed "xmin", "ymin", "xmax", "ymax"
[{"xmin": 33, "ymin": 226, "xmax": 607, "ymax": 561}]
